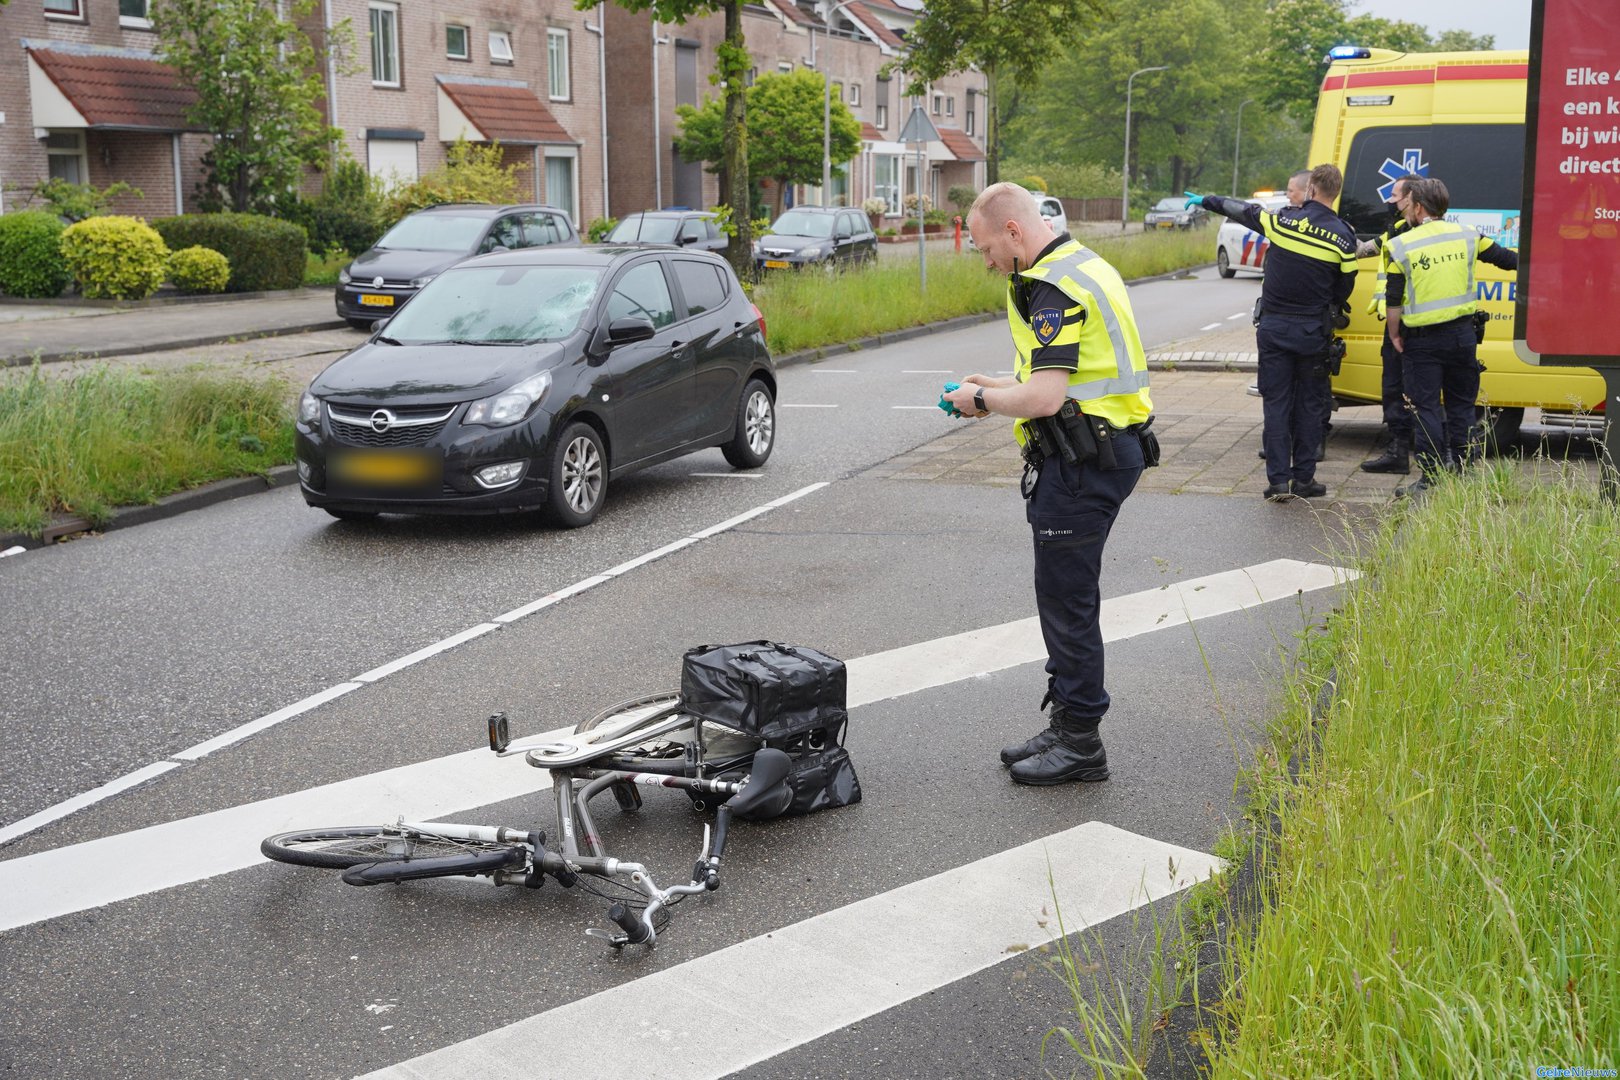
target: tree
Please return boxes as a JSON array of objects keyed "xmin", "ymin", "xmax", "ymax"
[
  {"xmin": 675, "ymin": 68, "xmax": 862, "ymax": 216},
  {"xmin": 1433, "ymin": 28, "xmax": 1497, "ymax": 51},
  {"xmin": 899, "ymin": 0, "xmax": 1109, "ymax": 184},
  {"xmin": 582, "ymin": 0, "xmax": 754, "ymax": 280},
  {"xmin": 151, "ymin": 0, "xmax": 347, "ymax": 213}
]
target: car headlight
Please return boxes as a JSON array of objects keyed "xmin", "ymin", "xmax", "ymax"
[
  {"xmin": 338, "ymin": 268, "xmax": 351, "ymax": 285},
  {"xmin": 799, "ymin": 245, "xmax": 825, "ymax": 258},
  {"xmin": 464, "ymin": 370, "xmax": 553, "ymax": 427},
  {"xmin": 409, "ymin": 274, "xmax": 436, "ymax": 288},
  {"xmin": 299, "ymin": 390, "xmax": 321, "ymax": 424}
]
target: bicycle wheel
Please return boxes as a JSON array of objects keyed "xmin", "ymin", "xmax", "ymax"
[
  {"xmin": 574, "ymin": 691, "xmax": 682, "ymax": 735},
  {"xmin": 261, "ymin": 826, "xmax": 518, "ymax": 870}
]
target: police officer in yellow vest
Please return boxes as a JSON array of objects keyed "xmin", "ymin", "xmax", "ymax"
[
  {"xmin": 1356, "ymin": 173, "xmax": 1419, "ymax": 475},
  {"xmin": 943, "ymin": 183, "xmax": 1155, "ymax": 785},
  {"xmin": 1386, "ymin": 177, "xmax": 1519, "ymax": 495}
]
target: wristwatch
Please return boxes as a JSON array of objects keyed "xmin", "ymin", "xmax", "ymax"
[{"xmin": 973, "ymin": 388, "xmax": 987, "ymax": 414}]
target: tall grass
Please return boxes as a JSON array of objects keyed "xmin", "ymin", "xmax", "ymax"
[
  {"xmin": 0, "ymin": 364, "xmax": 295, "ymax": 533},
  {"xmin": 754, "ymin": 227, "xmax": 1212, "ymax": 356},
  {"xmin": 1213, "ymin": 463, "xmax": 1619, "ymax": 1073}
]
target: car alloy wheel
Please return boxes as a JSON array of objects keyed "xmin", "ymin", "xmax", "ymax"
[
  {"xmin": 722, "ymin": 378, "xmax": 775, "ymax": 469},
  {"xmin": 547, "ymin": 420, "xmax": 607, "ymax": 527}
]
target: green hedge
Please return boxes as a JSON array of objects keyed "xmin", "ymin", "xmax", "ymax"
[
  {"xmin": 59, "ymin": 216, "xmax": 170, "ymax": 299},
  {"xmin": 151, "ymin": 213, "xmax": 307, "ymax": 293},
  {"xmin": 0, "ymin": 211, "xmax": 71, "ymax": 298}
]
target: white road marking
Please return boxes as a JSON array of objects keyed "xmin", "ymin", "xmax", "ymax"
[
  {"xmin": 1200, "ymin": 322, "xmax": 1222, "ymax": 331},
  {"xmin": 0, "ymin": 484, "xmax": 831, "ymax": 847},
  {"xmin": 358, "ymin": 822, "xmax": 1223, "ymax": 1080},
  {"xmin": 0, "ymin": 558, "xmax": 1350, "ymax": 933},
  {"xmin": 1226, "ymin": 312, "xmax": 1248, "ymax": 320}
]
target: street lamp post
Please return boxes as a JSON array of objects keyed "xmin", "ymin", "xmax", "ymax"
[
  {"xmin": 1231, "ymin": 98, "xmax": 1256, "ymax": 196},
  {"xmin": 1122, "ymin": 65, "xmax": 1169, "ymax": 232}
]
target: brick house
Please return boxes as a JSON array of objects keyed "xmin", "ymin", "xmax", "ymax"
[{"xmin": 1, "ymin": 0, "xmax": 982, "ymax": 231}]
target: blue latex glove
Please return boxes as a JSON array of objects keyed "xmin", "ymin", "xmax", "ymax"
[
  {"xmin": 1183, "ymin": 190, "xmax": 1206, "ymax": 210},
  {"xmin": 938, "ymin": 381, "xmax": 963, "ymax": 417}
]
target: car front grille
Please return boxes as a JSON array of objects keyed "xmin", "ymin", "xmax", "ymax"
[
  {"xmin": 760, "ymin": 247, "xmax": 795, "ymax": 257},
  {"xmin": 327, "ymin": 403, "xmax": 457, "ymax": 447}
]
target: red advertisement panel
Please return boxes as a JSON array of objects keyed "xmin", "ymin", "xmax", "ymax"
[{"xmin": 1521, "ymin": 0, "xmax": 1620, "ymax": 360}]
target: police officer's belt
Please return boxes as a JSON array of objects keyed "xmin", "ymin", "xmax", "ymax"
[{"xmin": 1402, "ymin": 314, "xmax": 1472, "ymax": 338}]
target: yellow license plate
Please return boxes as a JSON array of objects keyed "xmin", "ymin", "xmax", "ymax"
[
  {"xmin": 329, "ymin": 450, "xmax": 439, "ymax": 486},
  {"xmin": 764, "ymin": 260, "xmax": 790, "ymax": 269},
  {"xmin": 1156, "ymin": 221, "xmax": 1174, "ymax": 229},
  {"xmin": 358, "ymin": 293, "xmax": 395, "ymax": 307}
]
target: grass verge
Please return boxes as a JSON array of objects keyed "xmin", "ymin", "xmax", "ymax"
[
  {"xmin": 0, "ymin": 364, "xmax": 295, "ymax": 534},
  {"xmin": 1048, "ymin": 460, "xmax": 1620, "ymax": 1075}
]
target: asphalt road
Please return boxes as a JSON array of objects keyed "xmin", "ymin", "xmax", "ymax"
[{"xmin": 0, "ymin": 269, "xmax": 1354, "ymax": 1080}]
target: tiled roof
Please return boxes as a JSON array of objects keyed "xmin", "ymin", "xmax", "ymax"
[
  {"xmin": 936, "ymin": 126, "xmax": 985, "ymax": 162},
  {"xmin": 860, "ymin": 122, "xmax": 884, "ymax": 141},
  {"xmin": 438, "ymin": 79, "xmax": 576, "ymax": 145},
  {"xmin": 844, "ymin": 3, "xmax": 907, "ymax": 51},
  {"xmin": 765, "ymin": 0, "xmax": 825, "ymax": 29},
  {"xmin": 26, "ymin": 45, "xmax": 201, "ymax": 131}
]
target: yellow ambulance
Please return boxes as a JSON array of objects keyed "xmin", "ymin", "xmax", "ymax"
[{"xmin": 1309, "ymin": 47, "xmax": 1604, "ymax": 445}]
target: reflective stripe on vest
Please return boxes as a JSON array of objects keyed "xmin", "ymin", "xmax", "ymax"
[
  {"xmin": 1012, "ymin": 244, "xmax": 1151, "ymax": 405},
  {"xmin": 1389, "ymin": 222, "xmax": 1481, "ymax": 325}
]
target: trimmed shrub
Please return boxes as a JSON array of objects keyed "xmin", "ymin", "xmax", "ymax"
[
  {"xmin": 0, "ymin": 211, "xmax": 71, "ymax": 298},
  {"xmin": 59, "ymin": 216, "xmax": 170, "ymax": 300},
  {"xmin": 273, "ymin": 194, "xmax": 384, "ymax": 258},
  {"xmin": 947, "ymin": 184, "xmax": 978, "ymax": 214},
  {"xmin": 168, "ymin": 246, "xmax": 231, "ymax": 294},
  {"xmin": 1011, "ymin": 175, "xmax": 1049, "ymax": 193},
  {"xmin": 151, "ymin": 213, "xmax": 308, "ymax": 292}
]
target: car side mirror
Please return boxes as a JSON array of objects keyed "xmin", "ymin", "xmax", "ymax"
[
  {"xmin": 607, "ymin": 316, "xmax": 656, "ymax": 345},
  {"xmin": 836, "ymin": 229, "xmax": 851, "ymax": 240},
  {"xmin": 371, "ymin": 319, "xmax": 387, "ymax": 334}
]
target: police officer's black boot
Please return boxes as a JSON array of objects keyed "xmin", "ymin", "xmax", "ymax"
[
  {"xmin": 1000, "ymin": 688, "xmax": 1061, "ymax": 765},
  {"xmin": 1360, "ymin": 433, "xmax": 1411, "ymax": 474},
  {"xmin": 1008, "ymin": 709, "xmax": 1109, "ymax": 786}
]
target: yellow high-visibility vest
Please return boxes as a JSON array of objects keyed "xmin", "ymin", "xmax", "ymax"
[
  {"xmin": 1008, "ymin": 239, "xmax": 1152, "ymax": 437},
  {"xmin": 1386, "ymin": 220, "xmax": 1493, "ymax": 327}
]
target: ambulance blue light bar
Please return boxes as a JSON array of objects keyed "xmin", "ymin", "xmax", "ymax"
[{"xmin": 1327, "ymin": 45, "xmax": 1372, "ymax": 60}]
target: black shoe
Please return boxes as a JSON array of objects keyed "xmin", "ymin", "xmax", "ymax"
[
  {"xmin": 1263, "ymin": 483, "xmax": 1293, "ymax": 502},
  {"xmin": 1360, "ymin": 438, "xmax": 1412, "ymax": 474},
  {"xmin": 1000, "ymin": 725, "xmax": 1061, "ymax": 766},
  {"xmin": 1257, "ymin": 448, "xmax": 1266, "ymax": 459},
  {"xmin": 1293, "ymin": 480, "xmax": 1327, "ymax": 498},
  {"xmin": 1009, "ymin": 713, "xmax": 1109, "ymax": 785}
]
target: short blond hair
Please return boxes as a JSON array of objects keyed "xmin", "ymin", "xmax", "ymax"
[{"xmin": 968, "ymin": 182, "xmax": 1042, "ymax": 231}]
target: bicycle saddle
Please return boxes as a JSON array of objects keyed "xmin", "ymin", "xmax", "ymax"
[{"xmin": 727, "ymin": 748, "xmax": 794, "ymax": 821}]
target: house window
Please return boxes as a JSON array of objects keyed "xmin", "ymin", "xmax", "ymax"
[
  {"xmin": 489, "ymin": 30, "xmax": 514, "ymax": 64},
  {"xmin": 874, "ymin": 154, "xmax": 900, "ymax": 215},
  {"xmin": 369, "ymin": 3, "xmax": 400, "ymax": 87},
  {"xmin": 44, "ymin": 0, "xmax": 83, "ymax": 17},
  {"xmin": 931, "ymin": 93, "xmax": 942, "ymax": 115},
  {"xmin": 945, "ymin": 96, "xmax": 954, "ymax": 117},
  {"xmin": 45, "ymin": 131, "xmax": 88, "ymax": 184},
  {"xmin": 119, "ymin": 0, "xmax": 152, "ymax": 27},
  {"xmin": 876, "ymin": 104, "xmax": 887, "ymax": 129},
  {"xmin": 849, "ymin": 83, "xmax": 861, "ymax": 106},
  {"xmin": 966, "ymin": 91, "xmax": 975, "ymax": 137},
  {"xmin": 547, "ymin": 29, "xmax": 570, "ymax": 100},
  {"xmin": 747, "ymin": 67, "xmax": 758, "ymax": 86},
  {"xmin": 545, "ymin": 152, "xmax": 578, "ymax": 222},
  {"xmin": 777, "ymin": 61, "xmax": 792, "ymax": 74},
  {"xmin": 446, "ymin": 24, "xmax": 469, "ymax": 60}
]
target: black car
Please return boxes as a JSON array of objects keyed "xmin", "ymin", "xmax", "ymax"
[
  {"xmin": 299, "ymin": 245, "xmax": 776, "ymax": 527},
  {"xmin": 605, "ymin": 210, "xmax": 728, "ymax": 253},
  {"xmin": 335, "ymin": 203, "xmax": 580, "ymax": 329},
  {"xmin": 755, "ymin": 207, "xmax": 877, "ymax": 270}
]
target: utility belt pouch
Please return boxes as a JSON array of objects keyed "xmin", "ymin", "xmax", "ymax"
[
  {"xmin": 1138, "ymin": 415, "xmax": 1161, "ymax": 468},
  {"xmin": 1032, "ymin": 414, "xmax": 1080, "ymax": 466},
  {"xmin": 1472, "ymin": 310, "xmax": 1490, "ymax": 345},
  {"xmin": 1251, "ymin": 297, "xmax": 1264, "ymax": 327},
  {"xmin": 1326, "ymin": 336, "xmax": 1347, "ymax": 376},
  {"xmin": 1058, "ymin": 399, "xmax": 1114, "ymax": 470}
]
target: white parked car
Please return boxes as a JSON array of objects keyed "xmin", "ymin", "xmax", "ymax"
[
  {"xmin": 1037, "ymin": 196, "xmax": 1069, "ymax": 235},
  {"xmin": 1215, "ymin": 193, "xmax": 1289, "ymax": 278}
]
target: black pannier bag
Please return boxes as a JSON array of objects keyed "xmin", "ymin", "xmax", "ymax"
[{"xmin": 681, "ymin": 642, "xmax": 861, "ymax": 817}]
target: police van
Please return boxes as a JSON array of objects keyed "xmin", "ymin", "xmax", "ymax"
[{"xmin": 1309, "ymin": 46, "xmax": 1604, "ymax": 447}]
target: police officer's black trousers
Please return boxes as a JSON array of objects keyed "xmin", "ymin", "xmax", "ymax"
[
  {"xmin": 1256, "ymin": 316, "xmax": 1332, "ymax": 488},
  {"xmin": 1400, "ymin": 320, "xmax": 1479, "ymax": 477},
  {"xmin": 1379, "ymin": 331, "xmax": 1409, "ymax": 436},
  {"xmin": 1026, "ymin": 430, "xmax": 1145, "ymax": 719}
]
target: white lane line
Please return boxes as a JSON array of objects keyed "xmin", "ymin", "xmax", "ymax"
[
  {"xmin": 0, "ymin": 557, "xmax": 1349, "ymax": 933},
  {"xmin": 1199, "ymin": 322, "xmax": 1222, "ymax": 331},
  {"xmin": 358, "ymin": 822, "xmax": 1223, "ymax": 1080},
  {"xmin": 780, "ymin": 403, "xmax": 838, "ymax": 408},
  {"xmin": 1226, "ymin": 312, "xmax": 1248, "ymax": 320},
  {"xmin": 0, "ymin": 484, "xmax": 832, "ymax": 847}
]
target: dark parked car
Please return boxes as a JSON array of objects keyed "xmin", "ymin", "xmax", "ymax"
[
  {"xmin": 605, "ymin": 210, "xmax": 727, "ymax": 252},
  {"xmin": 755, "ymin": 207, "xmax": 877, "ymax": 270},
  {"xmin": 299, "ymin": 245, "xmax": 776, "ymax": 527},
  {"xmin": 335, "ymin": 203, "xmax": 579, "ymax": 330},
  {"xmin": 1143, "ymin": 197, "xmax": 1209, "ymax": 230}
]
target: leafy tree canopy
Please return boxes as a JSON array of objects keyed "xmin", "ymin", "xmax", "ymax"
[
  {"xmin": 152, "ymin": 0, "xmax": 348, "ymax": 213},
  {"xmin": 676, "ymin": 68, "xmax": 861, "ymax": 212}
]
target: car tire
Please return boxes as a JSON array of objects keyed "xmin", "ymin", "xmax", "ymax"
[
  {"xmin": 324, "ymin": 508, "xmax": 379, "ymax": 522},
  {"xmin": 1217, "ymin": 248, "xmax": 1236, "ymax": 279},
  {"xmin": 346, "ymin": 318, "xmax": 376, "ymax": 332},
  {"xmin": 722, "ymin": 378, "xmax": 775, "ymax": 470},
  {"xmin": 546, "ymin": 421, "xmax": 607, "ymax": 528}
]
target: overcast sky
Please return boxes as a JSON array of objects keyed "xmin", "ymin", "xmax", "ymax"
[{"xmin": 1350, "ymin": 0, "xmax": 1532, "ymax": 50}]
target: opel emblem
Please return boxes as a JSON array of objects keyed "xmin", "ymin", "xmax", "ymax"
[
  {"xmin": 373, "ymin": 276, "xmax": 384, "ymax": 288},
  {"xmin": 370, "ymin": 409, "xmax": 394, "ymax": 433}
]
